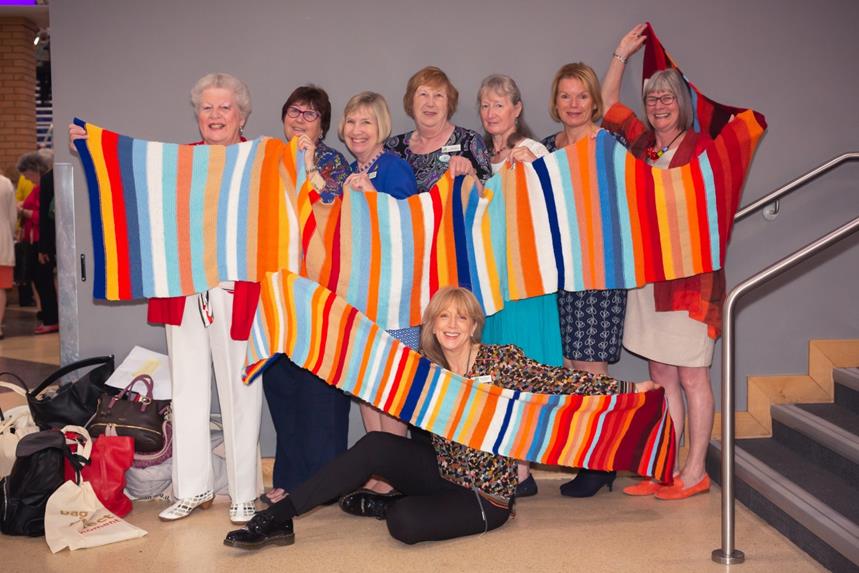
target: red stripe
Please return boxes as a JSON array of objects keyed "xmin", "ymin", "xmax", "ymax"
[
  {"xmin": 327, "ymin": 208, "xmax": 342, "ymax": 292},
  {"xmin": 310, "ymin": 290, "xmax": 336, "ymax": 374},
  {"xmin": 102, "ymin": 130, "xmax": 131, "ymax": 299},
  {"xmin": 689, "ymin": 158, "xmax": 713, "ymax": 271},
  {"xmin": 329, "ymin": 306, "xmax": 358, "ymax": 388},
  {"xmin": 428, "ymin": 186, "xmax": 443, "ymax": 295},
  {"xmin": 543, "ymin": 394, "xmax": 582, "ymax": 463},
  {"xmin": 636, "ymin": 163, "xmax": 664, "ymax": 282},
  {"xmin": 382, "ymin": 347, "xmax": 411, "ymax": 414}
]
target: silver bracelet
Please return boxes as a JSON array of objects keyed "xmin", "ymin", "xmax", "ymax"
[{"xmin": 612, "ymin": 52, "xmax": 627, "ymax": 64}]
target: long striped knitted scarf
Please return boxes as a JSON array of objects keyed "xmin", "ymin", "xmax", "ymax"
[{"xmin": 246, "ymin": 270, "xmax": 675, "ymax": 480}]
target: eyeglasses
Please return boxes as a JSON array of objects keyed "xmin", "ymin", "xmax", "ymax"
[
  {"xmin": 286, "ymin": 106, "xmax": 321, "ymax": 121},
  {"xmin": 644, "ymin": 94, "xmax": 677, "ymax": 107}
]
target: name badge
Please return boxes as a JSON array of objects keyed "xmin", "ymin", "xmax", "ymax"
[
  {"xmin": 438, "ymin": 154, "xmax": 450, "ymax": 163},
  {"xmin": 441, "ymin": 144, "xmax": 461, "ymax": 153},
  {"xmin": 368, "ymin": 171, "xmax": 377, "ymax": 180},
  {"xmin": 473, "ymin": 375, "xmax": 493, "ymax": 384}
]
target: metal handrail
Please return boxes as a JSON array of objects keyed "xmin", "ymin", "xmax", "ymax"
[
  {"xmin": 712, "ymin": 215, "xmax": 859, "ymax": 565},
  {"xmin": 734, "ymin": 152, "xmax": 859, "ymax": 222}
]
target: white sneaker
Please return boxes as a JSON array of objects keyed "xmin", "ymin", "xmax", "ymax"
[
  {"xmin": 229, "ymin": 500, "xmax": 257, "ymax": 524},
  {"xmin": 158, "ymin": 490, "xmax": 214, "ymax": 521}
]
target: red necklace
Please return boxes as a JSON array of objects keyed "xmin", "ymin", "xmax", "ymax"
[{"xmin": 646, "ymin": 130, "xmax": 685, "ymax": 162}]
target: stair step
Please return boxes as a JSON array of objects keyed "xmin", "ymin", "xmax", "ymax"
[
  {"xmin": 708, "ymin": 440, "xmax": 859, "ymax": 571},
  {"xmin": 770, "ymin": 404, "xmax": 859, "ymax": 487},
  {"xmin": 836, "ymin": 368, "xmax": 859, "ymax": 415}
]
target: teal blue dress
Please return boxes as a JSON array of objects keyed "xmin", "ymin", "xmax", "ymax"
[{"xmin": 481, "ymin": 150, "xmax": 563, "ymax": 366}]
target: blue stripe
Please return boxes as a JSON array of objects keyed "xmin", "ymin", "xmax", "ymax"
[
  {"xmin": 463, "ymin": 186, "xmax": 484, "ymax": 308},
  {"xmin": 582, "ymin": 395, "xmax": 615, "ymax": 467},
  {"xmin": 450, "ymin": 176, "xmax": 472, "ymax": 289},
  {"xmin": 532, "ymin": 157, "xmax": 565, "ymax": 289},
  {"xmin": 482, "ymin": 175, "xmax": 509, "ymax": 301},
  {"xmin": 340, "ymin": 318, "xmax": 372, "ymax": 395},
  {"xmin": 525, "ymin": 393, "xmax": 561, "ymax": 461},
  {"xmin": 189, "ymin": 146, "xmax": 209, "ymax": 291},
  {"xmin": 290, "ymin": 278, "xmax": 314, "ymax": 366},
  {"xmin": 362, "ymin": 335, "xmax": 394, "ymax": 404},
  {"xmin": 72, "ymin": 119, "xmax": 106, "ymax": 299},
  {"xmin": 492, "ymin": 389, "xmax": 520, "ymax": 454},
  {"xmin": 398, "ymin": 357, "xmax": 432, "ymax": 422},
  {"xmin": 375, "ymin": 197, "xmax": 391, "ymax": 323},
  {"xmin": 396, "ymin": 199, "xmax": 414, "ymax": 325},
  {"xmin": 414, "ymin": 367, "xmax": 443, "ymax": 428},
  {"xmin": 117, "ymin": 135, "xmax": 142, "ymax": 299},
  {"xmin": 596, "ymin": 132, "xmax": 624, "ymax": 288},
  {"xmin": 217, "ymin": 144, "xmax": 238, "ymax": 278},
  {"xmin": 131, "ymin": 139, "xmax": 154, "ymax": 297},
  {"xmin": 161, "ymin": 143, "xmax": 181, "ymax": 295},
  {"xmin": 347, "ymin": 193, "xmax": 370, "ymax": 312}
]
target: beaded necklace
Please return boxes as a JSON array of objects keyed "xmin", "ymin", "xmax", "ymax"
[
  {"xmin": 356, "ymin": 148, "xmax": 384, "ymax": 174},
  {"xmin": 646, "ymin": 130, "xmax": 685, "ymax": 162}
]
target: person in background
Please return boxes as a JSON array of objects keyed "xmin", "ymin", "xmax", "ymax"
[
  {"xmin": 476, "ymin": 73, "xmax": 561, "ymax": 497},
  {"xmin": 0, "ymin": 171, "xmax": 16, "ymax": 339},
  {"xmin": 601, "ymin": 23, "xmax": 717, "ymax": 500},
  {"xmin": 15, "ymin": 151, "xmax": 51, "ymax": 334},
  {"xmin": 261, "ymin": 85, "xmax": 352, "ymax": 506},
  {"xmin": 35, "ymin": 149, "xmax": 58, "ymax": 334},
  {"xmin": 13, "ymin": 174, "xmax": 35, "ymax": 307},
  {"xmin": 540, "ymin": 63, "xmax": 628, "ymax": 498}
]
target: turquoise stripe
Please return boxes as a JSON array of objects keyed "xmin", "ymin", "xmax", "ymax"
[
  {"xmin": 533, "ymin": 398, "xmax": 564, "ymax": 460},
  {"xmin": 290, "ymin": 278, "xmax": 314, "ymax": 366},
  {"xmin": 361, "ymin": 334, "xmax": 394, "ymax": 404},
  {"xmin": 346, "ymin": 193, "xmax": 370, "ymax": 311},
  {"xmin": 612, "ymin": 141, "xmax": 636, "ymax": 285},
  {"xmin": 645, "ymin": 400, "xmax": 668, "ymax": 474},
  {"xmin": 339, "ymin": 318, "xmax": 372, "ymax": 395},
  {"xmin": 161, "ymin": 143, "xmax": 181, "ymax": 295},
  {"xmin": 131, "ymin": 140, "xmax": 153, "ymax": 296},
  {"xmin": 375, "ymin": 197, "xmax": 391, "ymax": 324},
  {"xmin": 699, "ymin": 151, "xmax": 721, "ymax": 266},
  {"xmin": 463, "ymin": 187, "xmax": 483, "ymax": 307},
  {"xmin": 236, "ymin": 140, "xmax": 260, "ymax": 280},
  {"xmin": 553, "ymin": 151, "xmax": 584, "ymax": 290},
  {"xmin": 189, "ymin": 145, "xmax": 209, "ymax": 291},
  {"xmin": 483, "ymin": 175, "xmax": 508, "ymax": 300},
  {"xmin": 430, "ymin": 370, "xmax": 466, "ymax": 436},
  {"xmin": 452, "ymin": 382, "xmax": 479, "ymax": 443},
  {"xmin": 217, "ymin": 144, "xmax": 239, "ymax": 278}
]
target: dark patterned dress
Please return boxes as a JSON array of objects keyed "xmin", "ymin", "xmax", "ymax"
[
  {"xmin": 432, "ymin": 343, "xmax": 633, "ymax": 504},
  {"xmin": 541, "ymin": 133, "xmax": 628, "ymax": 363},
  {"xmin": 385, "ymin": 125, "xmax": 492, "ymax": 193},
  {"xmin": 314, "ymin": 141, "xmax": 351, "ymax": 203}
]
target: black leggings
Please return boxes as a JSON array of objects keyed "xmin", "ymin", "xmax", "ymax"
[{"xmin": 267, "ymin": 432, "xmax": 511, "ymax": 544}]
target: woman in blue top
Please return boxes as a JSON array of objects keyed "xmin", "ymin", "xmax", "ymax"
[{"xmin": 339, "ymin": 91, "xmax": 418, "ymax": 494}]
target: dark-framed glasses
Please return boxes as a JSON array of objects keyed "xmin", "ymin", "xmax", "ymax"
[
  {"xmin": 644, "ymin": 94, "xmax": 677, "ymax": 107},
  {"xmin": 286, "ymin": 106, "xmax": 321, "ymax": 121}
]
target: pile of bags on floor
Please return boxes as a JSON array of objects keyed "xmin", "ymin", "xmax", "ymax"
[{"xmin": 0, "ymin": 348, "xmax": 222, "ymax": 551}]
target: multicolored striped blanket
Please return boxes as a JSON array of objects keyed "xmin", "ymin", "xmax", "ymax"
[{"xmin": 246, "ymin": 270, "xmax": 675, "ymax": 480}]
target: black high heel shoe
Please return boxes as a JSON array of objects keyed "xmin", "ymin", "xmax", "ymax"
[
  {"xmin": 224, "ymin": 512, "xmax": 295, "ymax": 550},
  {"xmin": 560, "ymin": 469, "xmax": 616, "ymax": 498}
]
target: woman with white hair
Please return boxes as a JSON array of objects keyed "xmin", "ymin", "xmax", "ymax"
[{"xmin": 69, "ymin": 72, "xmax": 263, "ymax": 523}]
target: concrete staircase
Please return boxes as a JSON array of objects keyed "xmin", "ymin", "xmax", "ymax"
[{"xmin": 708, "ymin": 340, "xmax": 859, "ymax": 572}]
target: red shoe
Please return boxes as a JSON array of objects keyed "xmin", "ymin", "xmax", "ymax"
[
  {"xmin": 622, "ymin": 480, "xmax": 664, "ymax": 496},
  {"xmin": 34, "ymin": 324, "xmax": 59, "ymax": 335},
  {"xmin": 655, "ymin": 475, "xmax": 711, "ymax": 500}
]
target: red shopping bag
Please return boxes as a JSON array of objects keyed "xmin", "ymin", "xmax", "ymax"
[{"xmin": 63, "ymin": 427, "xmax": 134, "ymax": 517}]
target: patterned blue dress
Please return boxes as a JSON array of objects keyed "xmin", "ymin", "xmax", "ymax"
[{"xmin": 541, "ymin": 133, "xmax": 627, "ymax": 363}]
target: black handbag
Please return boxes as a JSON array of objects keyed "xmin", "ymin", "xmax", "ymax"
[
  {"xmin": 88, "ymin": 375, "xmax": 165, "ymax": 453},
  {"xmin": 0, "ymin": 429, "xmax": 73, "ymax": 537},
  {"xmin": 23, "ymin": 356, "xmax": 115, "ymax": 430}
]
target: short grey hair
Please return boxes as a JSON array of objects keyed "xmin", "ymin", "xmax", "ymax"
[
  {"xmin": 643, "ymin": 68, "xmax": 693, "ymax": 132},
  {"xmin": 190, "ymin": 73, "xmax": 252, "ymax": 121},
  {"xmin": 16, "ymin": 151, "xmax": 50, "ymax": 175}
]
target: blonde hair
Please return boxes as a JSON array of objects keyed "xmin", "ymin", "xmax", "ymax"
[
  {"xmin": 338, "ymin": 91, "xmax": 392, "ymax": 142},
  {"xmin": 549, "ymin": 62, "xmax": 603, "ymax": 123},
  {"xmin": 403, "ymin": 66, "xmax": 459, "ymax": 120},
  {"xmin": 419, "ymin": 287, "xmax": 485, "ymax": 369}
]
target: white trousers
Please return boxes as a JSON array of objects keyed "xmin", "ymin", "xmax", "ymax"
[{"xmin": 165, "ymin": 284, "xmax": 262, "ymax": 503}]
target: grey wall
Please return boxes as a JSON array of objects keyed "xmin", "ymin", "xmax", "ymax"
[{"xmin": 50, "ymin": 0, "xmax": 859, "ymax": 448}]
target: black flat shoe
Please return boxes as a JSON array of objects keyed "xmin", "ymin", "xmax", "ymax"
[
  {"xmin": 515, "ymin": 474, "xmax": 538, "ymax": 498},
  {"xmin": 339, "ymin": 489, "xmax": 404, "ymax": 519},
  {"xmin": 560, "ymin": 469, "xmax": 616, "ymax": 498},
  {"xmin": 224, "ymin": 512, "xmax": 295, "ymax": 550}
]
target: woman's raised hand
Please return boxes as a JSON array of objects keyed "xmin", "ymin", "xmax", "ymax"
[{"xmin": 615, "ymin": 23, "xmax": 648, "ymax": 60}]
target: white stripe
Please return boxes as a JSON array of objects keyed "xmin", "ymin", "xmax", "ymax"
[
  {"xmin": 284, "ymin": 169, "xmax": 300, "ymax": 273},
  {"xmin": 419, "ymin": 192, "xmax": 436, "ymax": 312},
  {"xmin": 523, "ymin": 163, "xmax": 556, "ymax": 292},
  {"xmin": 376, "ymin": 342, "xmax": 402, "ymax": 406},
  {"xmin": 146, "ymin": 142, "xmax": 167, "ymax": 295},
  {"xmin": 545, "ymin": 156, "xmax": 575, "ymax": 290},
  {"xmin": 470, "ymin": 193, "xmax": 494, "ymax": 313},
  {"xmin": 481, "ymin": 387, "xmax": 517, "ymax": 452},
  {"xmin": 386, "ymin": 195, "xmax": 403, "ymax": 328},
  {"xmin": 362, "ymin": 332, "xmax": 390, "ymax": 403}
]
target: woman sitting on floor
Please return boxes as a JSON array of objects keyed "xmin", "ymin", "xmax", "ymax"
[{"xmin": 224, "ymin": 287, "xmax": 655, "ymax": 549}]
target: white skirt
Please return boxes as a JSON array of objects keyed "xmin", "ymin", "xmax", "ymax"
[{"xmin": 622, "ymin": 283, "xmax": 715, "ymax": 367}]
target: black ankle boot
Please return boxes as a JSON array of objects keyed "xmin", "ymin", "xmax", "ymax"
[
  {"xmin": 560, "ymin": 469, "xmax": 616, "ymax": 498},
  {"xmin": 515, "ymin": 474, "xmax": 538, "ymax": 497},
  {"xmin": 224, "ymin": 511, "xmax": 295, "ymax": 550},
  {"xmin": 339, "ymin": 489, "xmax": 404, "ymax": 519}
]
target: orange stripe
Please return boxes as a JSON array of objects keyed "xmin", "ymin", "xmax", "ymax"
[
  {"xmin": 468, "ymin": 385, "xmax": 502, "ymax": 448},
  {"xmin": 443, "ymin": 381, "xmax": 475, "ymax": 438},
  {"xmin": 372, "ymin": 340, "xmax": 401, "ymax": 406},
  {"xmin": 350, "ymin": 323, "xmax": 380, "ymax": 397},
  {"xmin": 513, "ymin": 163, "xmax": 543, "ymax": 297},
  {"xmin": 256, "ymin": 139, "xmax": 282, "ymax": 276},
  {"xmin": 568, "ymin": 145, "xmax": 594, "ymax": 287},
  {"xmin": 285, "ymin": 273, "xmax": 298, "ymax": 356},
  {"xmin": 503, "ymin": 167, "xmax": 524, "ymax": 299},
  {"xmin": 364, "ymin": 193, "xmax": 381, "ymax": 321},
  {"xmin": 203, "ymin": 146, "xmax": 225, "ymax": 286},
  {"xmin": 408, "ymin": 196, "xmax": 425, "ymax": 325},
  {"xmin": 175, "ymin": 146, "xmax": 194, "ymax": 293},
  {"xmin": 625, "ymin": 153, "xmax": 646, "ymax": 284},
  {"xmin": 681, "ymin": 166, "xmax": 703, "ymax": 274},
  {"xmin": 584, "ymin": 139, "xmax": 605, "ymax": 288},
  {"xmin": 244, "ymin": 145, "xmax": 264, "ymax": 279}
]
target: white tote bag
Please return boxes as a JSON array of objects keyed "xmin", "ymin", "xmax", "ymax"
[
  {"xmin": 0, "ymin": 380, "xmax": 40, "ymax": 478},
  {"xmin": 44, "ymin": 426, "xmax": 147, "ymax": 553}
]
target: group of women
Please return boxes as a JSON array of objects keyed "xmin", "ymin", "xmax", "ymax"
[{"xmin": 70, "ymin": 22, "xmax": 722, "ymax": 548}]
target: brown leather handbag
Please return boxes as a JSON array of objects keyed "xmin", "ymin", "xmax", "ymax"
[{"xmin": 87, "ymin": 375, "xmax": 165, "ymax": 453}]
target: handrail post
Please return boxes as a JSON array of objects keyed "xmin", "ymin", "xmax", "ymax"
[{"xmin": 712, "ymin": 216, "xmax": 859, "ymax": 565}]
